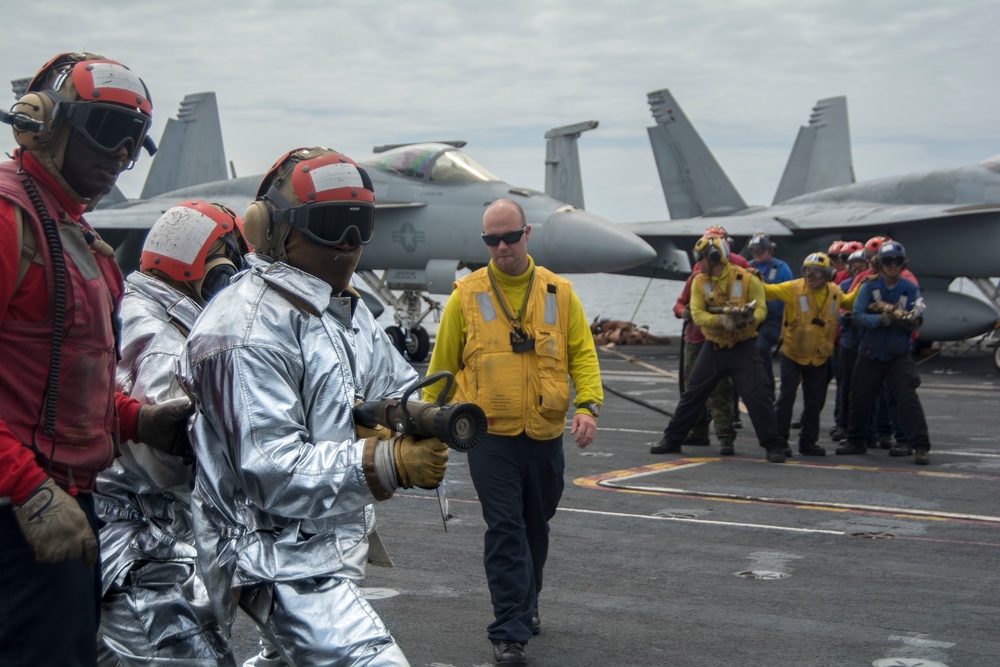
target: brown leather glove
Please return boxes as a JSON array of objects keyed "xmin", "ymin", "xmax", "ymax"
[
  {"xmin": 393, "ymin": 435, "xmax": 448, "ymax": 489},
  {"xmin": 353, "ymin": 400, "xmax": 394, "ymax": 440},
  {"xmin": 13, "ymin": 478, "xmax": 98, "ymax": 566},
  {"xmin": 137, "ymin": 398, "xmax": 194, "ymax": 457}
]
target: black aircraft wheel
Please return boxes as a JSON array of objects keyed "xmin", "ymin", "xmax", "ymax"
[
  {"xmin": 994, "ymin": 342, "xmax": 1000, "ymax": 374},
  {"xmin": 385, "ymin": 325, "xmax": 405, "ymax": 353},
  {"xmin": 405, "ymin": 326, "xmax": 430, "ymax": 362}
]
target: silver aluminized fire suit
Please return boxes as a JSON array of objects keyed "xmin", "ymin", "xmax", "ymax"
[
  {"xmin": 180, "ymin": 254, "xmax": 418, "ymax": 667},
  {"xmin": 95, "ymin": 271, "xmax": 236, "ymax": 666}
]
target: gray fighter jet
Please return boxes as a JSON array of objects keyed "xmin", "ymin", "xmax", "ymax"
[
  {"xmin": 547, "ymin": 89, "xmax": 1000, "ymax": 343},
  {"xmin": 88, "ymin": 93, "xmax": 656, "ymax": 361}
]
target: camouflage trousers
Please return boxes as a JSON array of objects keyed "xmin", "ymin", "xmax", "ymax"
[{"xmin": 683, "ymin": 340, "xmax": 737, "ymax": 443}]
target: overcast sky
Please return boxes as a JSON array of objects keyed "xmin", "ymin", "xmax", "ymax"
[{"xmin": 4, "ymin": 0, "xmax": 998, "ymax": 226}]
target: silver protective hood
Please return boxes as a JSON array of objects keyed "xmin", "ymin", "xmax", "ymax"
[
  {"xmin": 95, "ymin": 272, "xmax": 237, "ymax": 665},
  {"xmin": 179, "ymin": 253, "xmax": 418, "ymax": 631}
]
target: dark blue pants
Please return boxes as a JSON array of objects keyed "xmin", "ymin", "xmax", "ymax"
[
  {"xmin": 665, "ymin": 338, "xmax": 784, "ymax": 452},
  {"xmin": 775, "ymin": 356, "xmax": 831, "ymax": 448},
  {"xmin": 756, "ymin": 322, "xmax": 782, "ymax": 402},
  {"xmin": 846, "ymin": 354, "xmax": 931, "ymax": 451},
  {"xmin": 840, "ymin": 345, "xmax": 878, "ymax": 443},
  {"xmin": 0, "ymin": 491, "xmax": 102, "ymax": 667},
  {"xmin": 468, "ymin": 433, "xmax": 564, "ymax": 644}
]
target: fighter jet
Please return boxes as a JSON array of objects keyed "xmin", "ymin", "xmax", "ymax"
[
  {"xmin": 87, "ymin": 92, "xmax": 656, "ymax": 361},
  {"xmin": 546, "ymin": 89, "xmax": 1000, "ymax": 343}
]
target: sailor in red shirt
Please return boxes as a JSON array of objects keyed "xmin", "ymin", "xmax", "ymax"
[{"xmin": 0, "ymin": 53, "xmax": 192, "ymax": 667}]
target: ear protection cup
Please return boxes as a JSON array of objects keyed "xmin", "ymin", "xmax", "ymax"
[
  {"xmin": 242, "ymin": 200, "xmax": 274, "ymax": 251},
  {"xmin": 10, "ymin": 91, "xmax": 58, "ymax": 150}
]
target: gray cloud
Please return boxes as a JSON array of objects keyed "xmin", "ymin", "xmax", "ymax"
[{"xmin": 4, "ymin": 0, "xmax": 998, "ymax": 223}]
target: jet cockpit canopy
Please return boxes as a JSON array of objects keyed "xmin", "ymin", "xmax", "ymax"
[{"xmin": 362, "ymin": 143, "xmax": 500, "ymax": 184}]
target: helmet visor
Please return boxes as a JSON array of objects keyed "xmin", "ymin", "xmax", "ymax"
[
  {"xmin": 274, "ymin": 201, "xmax": 375, "ymax": 247},
  {"xmin": 65, "ymin": 102, "xmax": 150, "ymax": 159}
]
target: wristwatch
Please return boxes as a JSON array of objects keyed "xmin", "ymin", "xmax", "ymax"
[{"xmin": 579, "ymin": 402, "xmax": 600, "ymax": 418}]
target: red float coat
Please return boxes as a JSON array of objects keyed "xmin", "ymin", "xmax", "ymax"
[{"xmin": 0, "ymin": 152, "xmax": 139, "ymax": 503}]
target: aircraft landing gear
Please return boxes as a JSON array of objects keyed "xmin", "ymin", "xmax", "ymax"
[
  {"xmin": 404, "ymin": 327, "xmax": 430, "ymax": 361},
  {"xmin": 384, "ymin": 324, "xmax": 431, "ymax": 362},
  {"xmin": 356, "ymin": 269, "xmax": 442, "ymax": 363},
  {"xmin": 385, "ymin": 325, "xmax": 405, "ymax": 353}
]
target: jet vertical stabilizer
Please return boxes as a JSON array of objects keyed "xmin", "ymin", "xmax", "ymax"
[
  {"xmin": 140, "ymin": 92, "xmax": 228, "ymax": 199},
  {"xmin": 772, "ymin": 96, "xmax": 854, "ymax": 204},
  {"xmin": 646, "ymin": 89, "xmax": 747, "ymax": 219},
  {"xmin": 544, "ymin": 120, "xmax": 598, "ymax": 209}
]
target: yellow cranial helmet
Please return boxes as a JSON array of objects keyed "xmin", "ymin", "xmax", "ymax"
[
  {"xmin": 802, "ymin": 252, "xmax": 835, "ymax": 280},
  {"xmin": 692, "ymin": 235, "xmax": 729, "ymax": 264}
]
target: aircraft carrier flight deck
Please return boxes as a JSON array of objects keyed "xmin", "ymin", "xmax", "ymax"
[{"xmin": 230, "ymin": 340, "xmax": 1000, "ymax": 667}]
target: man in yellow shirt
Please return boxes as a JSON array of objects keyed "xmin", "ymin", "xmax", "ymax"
[
  {"xmin": 652, "ymin": 236, "xmax": 787, "ymax": 462},
  {"xmin": 424, "ymin": 198, "xmax": 601, "ymax": 666},
  {"xmin": 763, "ymin": 252, "xmax": 857, "ymax": 456}
]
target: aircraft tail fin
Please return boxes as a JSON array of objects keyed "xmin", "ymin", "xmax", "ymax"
[
  {"xmin": 646, "ymin": 89, "xmax": 746, "ymax": 219},
  {"xmin": 772, "ymin": 96, "xmax": 854, "ymax": 204},
  {"xmin": 140, "ymin": 92, "xmax": 228, "ymax": 199},
  {"xmin": 544, "ymin": 120, "xmax": 598, "ymax": 209}
]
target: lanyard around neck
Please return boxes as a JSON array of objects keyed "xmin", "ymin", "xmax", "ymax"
[{"xmin": 487, "ymin": 264, "xmax": 535, "ymax": 335}]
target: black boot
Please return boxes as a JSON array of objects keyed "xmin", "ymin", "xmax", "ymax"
[
  {"xmin": 650, "ymin": 436, "xmax": 681, "ymax": 454},
  {"xmin": 799, "ymin": 444, "xmax": 827, "ymax": 457},
  {"xmin": 835, "ymin": 441, "xmax": 868, "ymax": 455},
  {"xmin": 889, "ymin": 444, "xmax": 914, "ymax": 457},
  {"xmin": 493, "ymin": 641, "xmax": 527, "ymax": 665},
  {"xmin": 766, "ymin": 448, "xmax": 787, "ymax": 463},
  {"xmin": 682, "ymin": 432, "xmax": 710, "ymax": 447}
]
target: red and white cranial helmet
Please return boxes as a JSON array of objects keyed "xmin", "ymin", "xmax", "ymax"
[{"xmin": 140, "ymin": 200, "xmax": 243, "ymax": 282}]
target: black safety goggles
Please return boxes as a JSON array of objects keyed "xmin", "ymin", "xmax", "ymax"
[
  {"xmin": 881, "ymin": 256, "xmax": 905, "ymax": 267},
  {"xmin": 482, "ymin": 227, "xmax": 527, "ymax": 247},
  {"xmin": 272, "ymin": 202, "xmax": 375, "ymax": 247},
  {"xmin": 61, "ymin": 102, "xmax": 151, "ymax": 160}
]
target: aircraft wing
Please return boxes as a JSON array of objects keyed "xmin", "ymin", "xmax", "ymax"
[{"xmin": 624, "ymin": 201, "xmax": 1000, "ymax": 239}]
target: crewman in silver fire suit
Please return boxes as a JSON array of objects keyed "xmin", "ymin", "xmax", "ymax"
[
  {"xmin": 180, "ymin": 147, "xmax": 449, "ymax": 666},
  {"xmin": 95, "ymin": 200, "xmax": 246, "ymax": 665}
]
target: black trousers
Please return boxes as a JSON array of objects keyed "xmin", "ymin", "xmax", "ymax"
[
  {"xmin": 775, "ymin": 356, "xmax": 831, "ymax": 447},
  {"xmin": 846, "ymin": 354, "xmax": 931, "ymax": 451},
  {"xmin": 664, "ymin": 337, "xmax": 784, "ymax": 451},
  {"xmin": 0, "ymin": 491, "xmax": 102, "ymax": 667},
  {"xmin": 468, "ymin": 433, "xmax": 564, "ymax": 644}
]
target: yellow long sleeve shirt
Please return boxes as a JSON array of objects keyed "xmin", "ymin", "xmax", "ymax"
[
  {"xmin": 423, "ymin": 257, "xmax": 602, "ymax": 424},
  {"xmin": 763, "ymin": 279, "xmax": 857, "ymax": 365}
]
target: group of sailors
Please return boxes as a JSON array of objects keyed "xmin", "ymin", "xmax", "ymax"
[{"xmin": 649, "ymin": 227, "xmax": 931, "ymax": 466}]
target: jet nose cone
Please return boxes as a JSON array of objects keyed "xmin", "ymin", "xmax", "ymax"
[{"xmin": 535, "ymin": 207, "xmax": 656, "ymax": 273}]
